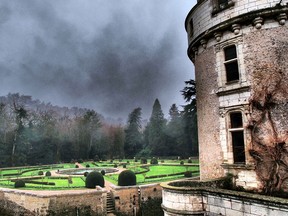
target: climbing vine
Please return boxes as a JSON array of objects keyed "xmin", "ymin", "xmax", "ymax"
[{"xmin": 248, "ymin": 64, "xmax": 288, "ymax": 195}]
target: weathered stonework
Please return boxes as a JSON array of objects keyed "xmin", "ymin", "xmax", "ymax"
[
  {"xmin": 161, "ymin": 181, "xmax": 288, "ymax": 216},
  {"xmin": 185, "ymin": 0, "xmax": 288, "ymax": 191}
]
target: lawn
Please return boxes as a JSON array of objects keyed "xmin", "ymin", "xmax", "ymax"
[{"xmin": 0, "ymin": 160, "xmax": 199, "ymax": 189}]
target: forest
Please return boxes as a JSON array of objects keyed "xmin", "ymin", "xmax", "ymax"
[{"xmin": 0, "ymin": 81, "xmax": 197, "ymax": 167}]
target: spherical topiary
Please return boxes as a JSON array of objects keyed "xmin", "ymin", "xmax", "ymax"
[
  {"xmin": 140, "ymin": 158, "xmax": 147, "ymax": 164},
  {"xmin": 180, "ymin": 161, "xmax": 184, "ymax": 165},
  {"xmin": 14, "ymin": 180, "xmax": 26, "ymax": 188},
  {"xmin": 84, "ymin": 172, "xmax": 89, "ymax": 177},
  {"xmin": 75, "ymin": 164, "xmax": 79, "ymax": 168},
  {"xmin": 86, "ymin": 164, "xmax": 90, "ymax": 168},
  {"xmin": 188, "ymin": 159, "xmax": 193, "ymax": 163},
  {"xmin": 123, "ymin": 164, "xmax": 127, "ymax": 168},
  {"xmin": 118, "ymin": 170, "xmax": 136, "ymax": 186},
  {"xmin": 85, "ymin": 171, "xmax": 105, "ymax": 188},
  {"xmin": 184, "ymin": 171, "xmax": 192, "ymax": 177},
  {"xmin": 45, "ymin": 171, "xmax": 51, "ymax": 177},
  {"xmin": 150, "ymin": 157, "xmax": 158, "ymax": 165},
  {"xmin": 38, "ymin": 170, "xmax": 44, "ymax": 175},
  {"xmin": 101, "ymin": 170, "xmax": 105, "ymax": 176},
  {"xmin": 114, "ymin": 164, "xmax": 118, "ymax": 168}
]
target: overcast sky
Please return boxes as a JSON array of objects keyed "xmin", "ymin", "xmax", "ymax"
[{"xmin": 0, "ymin": 0, "xmax": 196, "ymax": 120}]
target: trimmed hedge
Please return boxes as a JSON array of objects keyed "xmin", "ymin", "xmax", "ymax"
[
  {"xmin": 45, "ymin": 171, "xmax": 52, "ymax": 177},
  {"xmin": 14, "ymin": 180, "xmax": 25, "ymax": 188},
  {"xmin": 150, "ymin": 158, "xmax": 158, "ymax": 165},
  {"xmin": 118, "ymin": 170, "xmax": 136, "ymax": 186},
  {"xmin": 85, "ymin": 171, "xmax": 104, "ymax": 188}
]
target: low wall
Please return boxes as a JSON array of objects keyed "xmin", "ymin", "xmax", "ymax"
[
  {"xmin": 111, "ymin": 183, "xmax": 163, "ymax": 215},
  {"xmin": 0, "ymin": 187, "xmax": 107, "ymax": 216},
  {"xmin": 161, "ymin": 181, "xmax": 288, "ymax": 216}
]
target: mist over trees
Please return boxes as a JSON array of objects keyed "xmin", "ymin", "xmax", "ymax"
[{"xmin": 0, "ymin": 89, "xmax": 197, "ymax": 167}]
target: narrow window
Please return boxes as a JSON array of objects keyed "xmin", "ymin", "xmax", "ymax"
[
  {"xmin": 224, "ymin": 45, "xmax": 239, "ymax": 83},
  {"xmin": 229, "ymin": 112, "xmax": 245, "ymax": 163},
  {"xmin": 219, "ymin": 0, "xmax": 229, "ymax": 9},
  {"xmin": 189, "ymin": 19, "xmax": 194, "ymax": 36}
]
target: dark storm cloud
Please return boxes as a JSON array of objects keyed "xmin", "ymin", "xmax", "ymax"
[{"xmin": 0, "ymin": 0, "xmax": 195, "ymax": 119}]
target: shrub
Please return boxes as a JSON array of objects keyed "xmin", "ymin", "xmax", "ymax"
[
  {"xmin": 134, "ymin": 157, "xmax": 138, "ymax": 162},
  {"xmin": 184, "ymin": 171, "xmax": 192, "ymax": 177},
  {"xmin": 114, "ymin": 164, "xmax": 118, "ymax": 168},
  {"xmin": 101, "ymin": 170, "xmax": 105, "ymax": 176},
  {"xmin": 118, "ymin": 170, "xmax": 136, "ymax": 186},
  {"xmin": 86, "ymin": 164, "xmax": 90, "ymax": 168},
  {"xmin": 141, "ymin": 158, "xmax": 147, "ymax": 164},
  {"xmin": 188, "ymin": 159, "xmax": 193, "ymax": 163},
  {"xmin": 14, "ymin": 180, "xmax": 25, "ymax": 188},
  {"xmin": 123, "ymin": 164, "xmax": 126, "ymax": 168},
  {"xmin": 150, "ymin": 157, "xmax": 158, "ymax": 165},
  {"xmin": 38, "ymin": 170, "xmax": 44, "ymax": 175},
  {"xmin": 78, "ymin": 159, "xmax": 83, "ymax": 163},
  {"xmin": 45, "ymin": 171, "xmax": 52, "ymax": 177},
  {"xmin": 127, "ymin": 161, "xmax": 130, "ymax": 164},
  {"xmin": 84, "ymin": 172, "xmax": 89, "ymax": 177},
  {"xmin": 161, "ymin": 160, "xmax": 165, "ymax": 163},
  {"xmin": 180, "ymin": 161, "xmax": 184, "ymax": 165},
  {"xmin": 94, "ymin": 155, "xmax": 100, "ymax": 162},
  {"xmin": 75, "ymin": 165, "xmax": 79, "ymax": 168},
  {"xmin": 85, "ymin": 171, "xmax": 105, "ymax": 188}
]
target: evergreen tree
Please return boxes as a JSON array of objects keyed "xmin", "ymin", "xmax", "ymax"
[
  {"xmin": 181, "ymin": 79, "xmax": 198, "ymax": 156},
  {"xmin": 124, "ymin": 107, "xmax": 143, "ymax": 158},
  {"xmin": 147, "ymin": 99, "xmax": 167, "ymax": 156},
  {"xmin": 166, "ymin": 104, "xmax": 184, "ymax": 156}
]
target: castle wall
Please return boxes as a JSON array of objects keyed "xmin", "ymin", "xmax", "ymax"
[
  {"xmin": 161, "ymin": 183, "xmax": 288, "ymax": 216},
  {"xmin": 186, "ymin": 0, "xmax": 288, "ymax": 191},
  {"xmin": 194, "ymin": 46, "xmax": 224, "ymax": 180},
  {"xmin": 111, "ymin": 183, "xmax": 162, "ymax": 215},
  {"xmin": 186, "ymin": 0, "xmax": 288, "ymax": 45},
  {"xmin": 0, "ymin": 187, "xmax": 106, "ymax": 215}
]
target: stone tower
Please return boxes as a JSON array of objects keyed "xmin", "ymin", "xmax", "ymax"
[{"xmin": 185, "ymin": 0, "xmax": 288, "ymax": 190}]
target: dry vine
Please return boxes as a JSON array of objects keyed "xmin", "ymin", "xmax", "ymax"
[{"xmin": 248, "ymin": 64, "xmax": 288, "ymax": 194}]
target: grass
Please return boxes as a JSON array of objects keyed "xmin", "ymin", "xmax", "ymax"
[{"xmin": 0, "ymin": 160, "xmax": 199, "ymax": 189}]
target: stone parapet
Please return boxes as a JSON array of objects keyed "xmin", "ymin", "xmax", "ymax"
[{"xmin": 161, "ymin": 180, "xmax": 288, "ymax": 216}]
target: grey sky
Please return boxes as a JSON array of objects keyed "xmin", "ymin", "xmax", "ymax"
[{"xmin": 0, "ymin": 0, "xmax": 196, "ymax": 120}]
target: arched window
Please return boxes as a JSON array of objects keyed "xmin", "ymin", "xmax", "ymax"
[{"xmin": 229, "ymin": 112, "xmax": 245, "ymax": 163}]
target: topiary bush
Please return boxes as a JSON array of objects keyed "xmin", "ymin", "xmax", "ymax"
[
  {"xmin": 45, "ymin": 171, "xmax": 52, "ymax": 177},
  {"xmin": 75, "ymin": 165, "xmax": 79, "ymax": 168},
  {"xmin": 180, "ymin": 161, "xmax": 184, "ymax": 165},
  {"xmin": 118, "ymin": 170, "xmax": 136, "ymax": 186},
  {"xmin": 188, "ymin": 159, "xmax": 193, "ymax": 163},
  {"xmin": 184, "ymin": 171, "xmax": 192, "ymax": 177},
  {"xmin": 123, "ymin": 164, "xmax": 126, "ymax": 168},
  {"xmin": 114, "ymin": 164, "xmax": 118, "ymax": 168},
  {"xmin": 141, "ymin": 158, "xmax": 147, "ymax": 164},
  {"xmin": 101, "ymin": 170, "xmax": 105, "ymax": 176},
  {"xmin": 86, "ymin": 164, "xmax": 90, "ymax": 168},
  {"xmin": 94, "ymin": 155, "xmax": 100, "ymax": 162},
  {"xmin": 14, "ymin": 180, "xmax": 26, "ymax": 188},
  {"xmin": 38, "ymin": 170, "xmax": 44, "ymax": 175},
  {"xmin": 85, "ymin": 171, "xmax": 105, "ymax": 188},
  {"xmin": 150, "ymin": 157, "xmax": 158, "ymax": 165},
  {"xmin": 84, "ymin": 172, "xmax": 89, "ymax": 177}
]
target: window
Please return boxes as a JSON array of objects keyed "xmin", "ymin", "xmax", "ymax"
[
  {"xmin": 224, "ymin": 45, "xmax": 239, "ymax": 83},
  {"xmin": 229, "ymin": 112, "xmax": 245, "ymax": 163},
  {"xmin": 219, "ymin": 0, "xmax": 229, "ymax": 9},
  {"xmin": 212, "ymin": 0, "xmax": 235, "ymax": 16},
  {"xmin": 189, "ymin": 18, "xmax": 194, "ymax": 37}
]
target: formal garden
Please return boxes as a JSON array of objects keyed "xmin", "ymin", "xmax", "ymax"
[{"xmin": 0, "ymin": 158, "xmax": 199, "ymax": 190}]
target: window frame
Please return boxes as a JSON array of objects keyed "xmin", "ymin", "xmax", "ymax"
[
  {"xmin": 212, "ymin": 0, "xmax": 235, "ymax": 15},
  {"xmin": 228, "ymin": 111, "xmax": 246, "ymax": 164},
  {"xmin": 224, "ymin": 45, "xmax": 240, "ymax": 84}
]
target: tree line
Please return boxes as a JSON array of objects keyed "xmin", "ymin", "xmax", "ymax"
[{"xmin": 0, "ymin": 81, "xmax": 197, "ymax": 167}]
